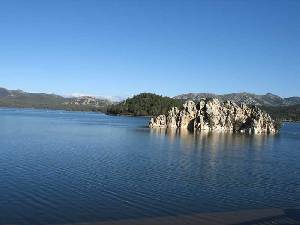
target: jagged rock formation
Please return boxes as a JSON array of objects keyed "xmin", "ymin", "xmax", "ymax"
[{"xmin": 149, "ymin": 98, "xmax": 279, "ymax": 134}]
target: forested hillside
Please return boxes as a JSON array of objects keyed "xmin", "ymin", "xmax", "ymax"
[
  {"xmin": 108, "ymin": 93, "xmax": 300, "ymax": 121},
  {"xmin": 262, "ymin": 105, "xmax": 300, "ymax": 122},
  {"xmin": 0, "ymin": 87, "xmax": 109, "ymax": 112},
  {"xmin": 107, "ymin": 93, "xmax": 183, "ymax": 116}
]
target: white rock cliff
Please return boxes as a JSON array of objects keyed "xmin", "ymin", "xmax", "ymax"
[{"xmin": 149, "ymin": 98, "xmax": 278, "ymax": 134}]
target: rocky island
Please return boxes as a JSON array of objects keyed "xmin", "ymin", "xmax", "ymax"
[{"xmin": 149, "ymin": 98, "xmax": 279, "ymax": 134}]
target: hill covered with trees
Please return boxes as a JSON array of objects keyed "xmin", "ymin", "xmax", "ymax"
[
  {"xmin": 0, "ymin": 87, "xmax": 110, "ymax": 112},
  {"xmin": 1, "ymin": 87, "xmax": 299, "ymax": 122},
  {"xmin": 107, "ymin": 93, "xmax": 183, "ymax": 116},
  {"xmin": 108, "ymin": 93, "xmax": 300, "ymax": 122},
  {"xmin": 262, "ymin": 104, "xmax": 300, "ymax": 122}
]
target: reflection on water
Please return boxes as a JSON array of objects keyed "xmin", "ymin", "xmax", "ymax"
[
  {"xmin": 150, "ymin": 128, "xmax": 275, "ymax": 151},
  {"xmin": 0, "ymin": 109, "xmax": 299, "ymax": 225}
]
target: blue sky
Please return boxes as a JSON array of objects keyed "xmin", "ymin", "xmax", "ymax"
[{"xmin": 0, "ymin": 0, "xmax": 299, "ymax": 97}]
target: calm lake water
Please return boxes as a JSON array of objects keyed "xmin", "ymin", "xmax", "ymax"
[{"xmin": 0, "ymin": 109, "xmax": 299, "ymax": 225}]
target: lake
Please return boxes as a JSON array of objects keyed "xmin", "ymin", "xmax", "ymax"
[{"xmin": 0, "ymin": 109, "xmax": 299, "ymax": 225}]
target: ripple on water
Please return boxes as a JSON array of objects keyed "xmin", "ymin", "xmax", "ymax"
[{"xmin": 0, "ymin": 109, "xmax": 299, "ymax": 225}]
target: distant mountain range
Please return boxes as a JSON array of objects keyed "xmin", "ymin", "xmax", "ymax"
[
  {"xmin": 2, "ymin": 87, "xmax": 299, "ymax": 108},
  {"xmin": 174, "ymin": 92, "xmax": 300, "ymax": 107},
  {"xmin": 1, "ymin": 87, "xmax": 300, "ymax": 121},
  {"xmin": 0, "ymin": 87, "xmax": 111, "ymax": 111}
]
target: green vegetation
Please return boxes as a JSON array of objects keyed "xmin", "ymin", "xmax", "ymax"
[
  {"xmin": 108, "ymin": 93, "xmax": 300, "ymax": 122},
  {"xmin": 107, "ymin": 93, "xmax": 183, "ymax": 116},
  {"xmin": 0, "ymin": 87, "xmax": 299, "ymax": 122},
  {"xmin": 262, "ymin": 104, "xmax": 300, "ymax": 122},
  {"xmin": 0, "ymin": 99, "xmax": 107, "ymax": 112},
  {"xmin": 0, "ymin": 93, "xmax": 108, "ymax": 112}
]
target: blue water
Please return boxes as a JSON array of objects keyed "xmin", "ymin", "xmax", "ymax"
[{"xmin": 0, "ymin": 108, "xmax": 299, "ymax": 225}]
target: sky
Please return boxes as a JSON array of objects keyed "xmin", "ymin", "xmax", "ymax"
[{"xmin": 0, "ymin": 0, "xmax": 299, "ymax": 98}]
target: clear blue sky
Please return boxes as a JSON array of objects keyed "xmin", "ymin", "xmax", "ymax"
[{"xmin": 0, "ymin": 0, "xmax": 299, "ymax": 97}]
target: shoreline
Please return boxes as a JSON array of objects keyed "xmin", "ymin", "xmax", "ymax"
[
  {"xmin": 0, "ymin": 106, "xmax": 105, "ymax": 114},
  {"xmin": 0, "ymin": 106, "xmax": 299, "ymax": 123}
]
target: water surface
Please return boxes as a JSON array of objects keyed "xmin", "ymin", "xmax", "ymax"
[{"xmin": 0, "ymin": 109, "xmax": 299, "ymax": 225}]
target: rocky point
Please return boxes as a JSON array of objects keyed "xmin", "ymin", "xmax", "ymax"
[{"xmin": 149, "ymin": 98, "xmax": 279, "ymax": 134}]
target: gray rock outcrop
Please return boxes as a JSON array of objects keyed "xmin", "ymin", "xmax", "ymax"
[{"xmin": 149, "ymin": 98, "xmax": 279, "ymax": 134}]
